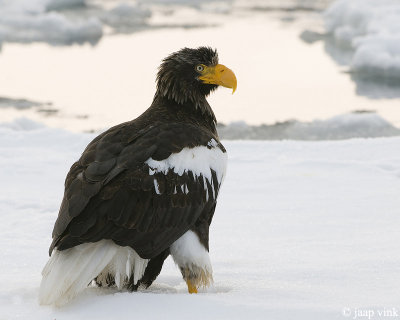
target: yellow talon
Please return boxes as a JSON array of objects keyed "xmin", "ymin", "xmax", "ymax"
[{"xmin": 186, "ymin": 280, "xmax": 198, "ymax": 294}]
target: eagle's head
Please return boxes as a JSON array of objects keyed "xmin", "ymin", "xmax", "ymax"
[{"xmin": 156, "ymin": 47, "xmax": 237, "ymax": 106}]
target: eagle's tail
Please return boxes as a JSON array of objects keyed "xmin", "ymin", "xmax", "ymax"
[{"xmin": 39, "ymin": 240, "xmax": 119, "ymax": 306}]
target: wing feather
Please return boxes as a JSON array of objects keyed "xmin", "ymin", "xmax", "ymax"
[{"xmin": 49, "ymin": 121, "xmax": 224, "ymax": 259}]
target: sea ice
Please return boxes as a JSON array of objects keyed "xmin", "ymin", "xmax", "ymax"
[
  {"xmin": 0, "ymin": 0, "xmax": 102, "ymax": 46},
  {"xmin": 217, "ymin": 112, "xmax": 400, "ymax": 140},
  {"xmin": 324, "ymin": 0, "xmax": 400, "ymax": 81}
]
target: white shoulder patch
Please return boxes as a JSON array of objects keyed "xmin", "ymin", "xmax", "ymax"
[{"xmin": 145, "ymin": 140, "xmax": 227, "ymax": 195}]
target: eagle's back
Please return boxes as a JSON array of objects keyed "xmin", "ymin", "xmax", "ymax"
[{"xmin": 50, "ymin": 104, "xmax": 227, "ymax": 259}]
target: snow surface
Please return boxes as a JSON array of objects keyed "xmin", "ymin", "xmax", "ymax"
[
  {"xmin": 1, "ymin": 118, "xmax": 400, "ymax": 319},
  {"xmin": 324, "ymin": 0, "xmax": 400, "ymax": 81}
]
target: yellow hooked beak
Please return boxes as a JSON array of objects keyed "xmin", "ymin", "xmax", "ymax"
[{"xmin": 198, "ymin": 64, "xmax": 237, "ymax": 94}]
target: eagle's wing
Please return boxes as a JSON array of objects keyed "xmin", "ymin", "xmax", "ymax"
[{"xmin": 50, "ymin": 121, "xmax": 226, "ymax": 259}]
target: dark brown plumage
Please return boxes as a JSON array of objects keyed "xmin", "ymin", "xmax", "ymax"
[{"xmin": 40, "ymin": 47, "xmax": 236, "ymax": 305}]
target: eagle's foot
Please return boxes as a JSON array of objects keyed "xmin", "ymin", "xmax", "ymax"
[
  {"xmin": 181, "ymin": 265, "xmax": 213, "ymax": 294},
  {"xmin": 186, "ymin": 279, "xmax": 198, "ymax": 294}
]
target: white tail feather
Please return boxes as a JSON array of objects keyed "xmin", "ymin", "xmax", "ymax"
[{"xmin": 39, "ymin": 240, "xmax": 148, "ymax": 306}]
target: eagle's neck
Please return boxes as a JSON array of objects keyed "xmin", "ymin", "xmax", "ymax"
[{"xmin": 150, "ymin": 93, "xmax": 218, "ymax": 134}]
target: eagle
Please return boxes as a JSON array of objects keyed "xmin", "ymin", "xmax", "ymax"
[{"xmin": 39, "ymin": 47, "xmax": 237, "ymax": 306}]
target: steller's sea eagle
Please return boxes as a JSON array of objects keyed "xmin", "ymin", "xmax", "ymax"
[{"xmin": 39, "ymin": 47, "xmax": 237, "ymax": 306}]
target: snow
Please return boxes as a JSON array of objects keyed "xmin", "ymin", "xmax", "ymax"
[
  {"xmin": 234, "ymin": 0, "xmax": 332, "ymax": 12},
  {"xmin": 46, "ymin": 0, "xmax": 86, "ymax": 11},
  {"xmin": 100, "ymin": 3, "xmax": 151, "ymax": 33},
  {"xmin": 324, "ymin": 0, "xmax": 400, "ymax": 80},
  {"xmin": 218, "ymin": 112, "xmax": 400, "ymax": 140},
  {"xmin": 0, "ymin": 0, "xmax": 334, "ymax": 49},
  {"xmin": 0, "ymin": 0, "xmax": 218, "ymax": 47},
  {"xmin": 1, "ymin": 118, "xmax": 400, "ymax": 318},
  {"xmin": 0, "ymin": 0, "xmax": 103, "ymax": 46}
]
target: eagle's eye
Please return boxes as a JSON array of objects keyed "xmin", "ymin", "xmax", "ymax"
[{"xmin": 196, "ymin": 65, "xmax": 204, "ymax": 72}]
